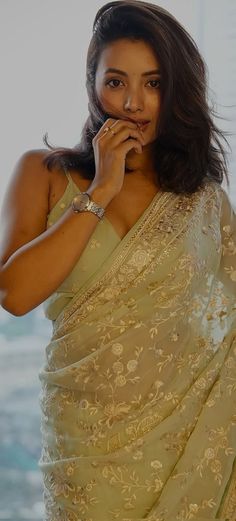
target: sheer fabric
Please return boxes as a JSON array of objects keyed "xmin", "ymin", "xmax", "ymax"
[{"xmin": 39, "ymin": 174, "xmax": 236, "ymax": 521}]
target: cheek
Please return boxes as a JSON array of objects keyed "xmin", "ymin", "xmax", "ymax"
[
  {"xmin": 98, "ymin": 88, "xmax": 108, "ymax": 103},
  {"xmin": 150, "ymin": 92, "xmax": 161, "ymax": 113},
  {"xmin": 95, "ymin": 81, "xmax": 107, "ymax": 105},
  {"xmin": 97, "ymin": 88, "xmax": 120, "ymax": 112}
]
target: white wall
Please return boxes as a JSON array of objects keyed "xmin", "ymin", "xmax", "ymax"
[{"xmin": 200, "ymin": 0, "xmax": 236, "ymax": 200}]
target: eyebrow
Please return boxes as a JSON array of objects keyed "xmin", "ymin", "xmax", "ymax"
[{"xmin": 104, "ymin": 67, "xmax": 161, "ymax": 77}]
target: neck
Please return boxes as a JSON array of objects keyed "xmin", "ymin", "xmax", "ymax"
[{"xmin": 125, "ymin": 143, "xmax": 157, "ymax": 184}]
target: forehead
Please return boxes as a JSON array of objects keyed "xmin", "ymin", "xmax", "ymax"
[{"xmin": 96, "ymin": 39, "xmax": 160, "ymax": 73}]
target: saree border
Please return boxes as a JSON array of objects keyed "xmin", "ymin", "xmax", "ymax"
[{"xmin": 218, "ymin": 456, "xmax": 236, "ymax": 520}]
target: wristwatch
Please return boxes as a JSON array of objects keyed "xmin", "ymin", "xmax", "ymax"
[{"xmin": 71, "ymin": 192, "xmax": 105, "ymax": 220}]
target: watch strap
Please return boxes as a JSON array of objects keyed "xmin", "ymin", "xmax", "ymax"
[{"xmin": 71, "ymin": 192, "xmax": 105, "ymax": 220}]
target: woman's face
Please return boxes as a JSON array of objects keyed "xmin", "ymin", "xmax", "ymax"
[{"xmin": 95, "ymin": 38, "xmax": 161, "ymax": 145}]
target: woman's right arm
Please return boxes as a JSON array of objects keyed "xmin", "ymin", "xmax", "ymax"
[
  {"xmin": 0, "ymin": 150, "xmax": 113, "ymax": 316},
  {"xmin": 0, "ymin": 119, "xmax": 143, "ymax": 316}
]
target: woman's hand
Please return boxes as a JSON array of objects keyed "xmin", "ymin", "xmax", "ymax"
[{"xmin": 91, "ymin": 118, "xmax": 145, "ymax": 197}]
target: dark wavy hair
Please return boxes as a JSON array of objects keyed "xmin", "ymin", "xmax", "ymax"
[{"xmin": 42, "ymin": 0, "xmax": 231, "ymax": 194}]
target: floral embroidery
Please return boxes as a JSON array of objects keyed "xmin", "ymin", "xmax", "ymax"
[
  {"xmin": 90, "ymin": 238, "xmax": 101, "ymax": 249},
  {"xmin": 39, "ymin": 181, "xmax": 236, "ymax": 520}
]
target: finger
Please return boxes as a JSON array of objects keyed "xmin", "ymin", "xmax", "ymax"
[
  {"xmin": 97, "ymin": 118, "xmax": 138, "ymax": 139},
  {"xmin": 106, "ymin": 117, "xmax": 138, "ymax": 128},
  {"xmin": 110, "ymin": 119, "xmax": 139, "ymax": 130},
  {"xmin": 104, "ymin": 127, "xmax": 145, "ymax": 147},
  {"xmin": 118, "ymin": 138, "xmax": 143, "ymax": 155}
]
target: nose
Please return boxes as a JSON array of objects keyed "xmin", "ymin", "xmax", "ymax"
[{"xmin": 123, "ymin": 87, "xmax": 144, "ymax": 112}]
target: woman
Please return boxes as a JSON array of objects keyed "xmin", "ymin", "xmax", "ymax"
[{"xmin": 0, "ymin": 1, "xmax": 235, "ymax": 519}]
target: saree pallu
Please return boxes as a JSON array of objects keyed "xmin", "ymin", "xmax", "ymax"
[{"xmin": 39, "ymin": 180, "xmax": 236, "ymax": 521}]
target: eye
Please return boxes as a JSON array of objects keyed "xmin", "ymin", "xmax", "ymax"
[
  {"xmin": 105, "ymin": 79, "xmax": 123, "ymax": 88},
  {"xmin": 105, "ymin": 78, "xmax": 161, "ymax": 89},
  {"xmin": 147, "ymin": 79, "xmax": 161, "ymax": 89}
]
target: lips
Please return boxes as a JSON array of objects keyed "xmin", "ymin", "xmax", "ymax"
[
  {"xmin": 138, "ymin": 121, "xmax": 149, "ymax": 126},
  {"xmin": 136, "ymin": 121, "xmax": 150, "ymax": 131},
  {"xmin": 129, "ymin": 119, "xmax": 150, "ymax": 125}
]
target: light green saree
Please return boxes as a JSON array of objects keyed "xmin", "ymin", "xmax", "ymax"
[{"xmin": 39, "ymin": 177, "xmax": 236, "ymax": 521}]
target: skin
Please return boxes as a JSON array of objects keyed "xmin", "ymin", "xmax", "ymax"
[
  {"xmin": 95, "ymin": 38, "xmax": 161, "ymax": 185},
  {"xmin": 0, "ymin": 39, "xmax": 163, "ymax": 315}
]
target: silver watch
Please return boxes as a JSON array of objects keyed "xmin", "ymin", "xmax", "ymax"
[{"xmin": 71, "ymin": 192, "xmax": 105, "ymax": 220}]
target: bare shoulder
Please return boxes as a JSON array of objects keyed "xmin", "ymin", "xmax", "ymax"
[
  {"xmin": 5, "ymin": 148, "xmax": 50, "ymax": 200},
  {"xmin": 0, "ymin": 148, "xmax": 51, "ymax": 265}
]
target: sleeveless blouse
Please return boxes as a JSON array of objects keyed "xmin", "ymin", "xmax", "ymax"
[{"xmin": 43, "ymin": 170, "xmax": 120, "ymax": 321}]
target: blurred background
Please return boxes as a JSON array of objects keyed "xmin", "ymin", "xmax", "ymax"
[{"xmin": 0, "ymin": 1, "xmax": 235, "ymax": 519}]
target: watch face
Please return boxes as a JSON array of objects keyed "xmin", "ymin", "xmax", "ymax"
[{"xmin": 73, "ymin": 192, "xmax": 90, "ymax": 211}]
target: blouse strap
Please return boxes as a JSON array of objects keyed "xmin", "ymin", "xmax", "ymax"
[{"xmin": 62, "ymin": 163, "xmax": 72, "ymax": 183}]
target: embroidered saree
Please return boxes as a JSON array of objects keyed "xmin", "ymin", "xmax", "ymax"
[{"xmin": 39, "ymin": 177, "xmax": 236, "ymax": 521}]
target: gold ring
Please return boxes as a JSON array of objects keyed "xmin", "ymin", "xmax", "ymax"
[{"xmin": 103, "ymin": 126, "xmax": 110, "ymax": 134}]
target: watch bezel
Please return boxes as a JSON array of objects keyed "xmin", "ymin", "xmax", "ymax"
[{"xmin": 73, "ymin": 192, "xmax": 90, "ymax": 211}]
